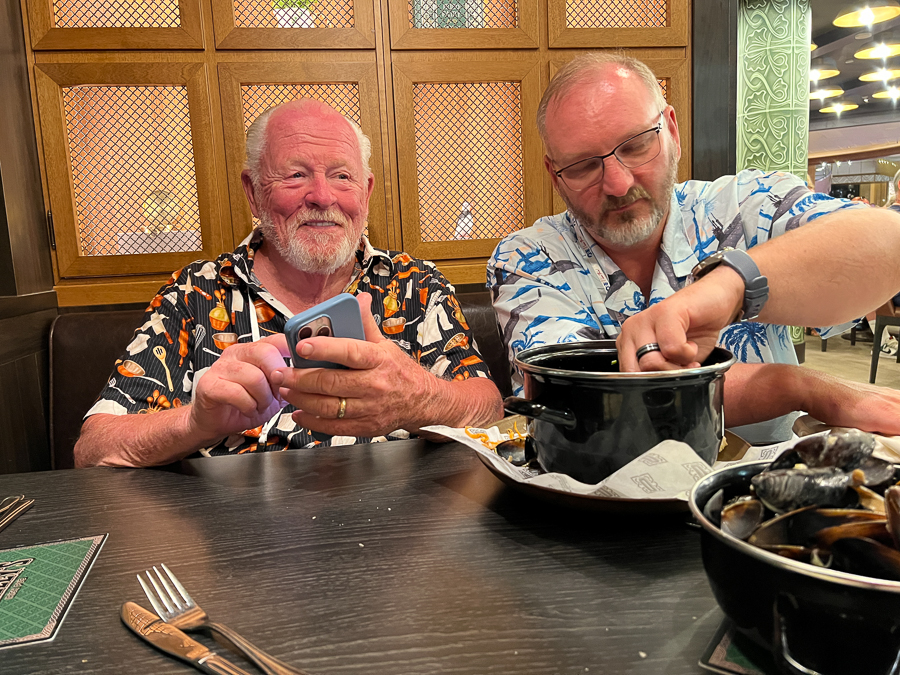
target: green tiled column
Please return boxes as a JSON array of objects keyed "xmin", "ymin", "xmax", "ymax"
[{"xmin": 737, "ymin": 0, "xmax": 811, "ymax": 180}]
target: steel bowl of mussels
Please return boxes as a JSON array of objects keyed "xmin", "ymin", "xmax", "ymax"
[{"xmin": 689, "ymin": 429, "xmax": 900, "ymax": 675}]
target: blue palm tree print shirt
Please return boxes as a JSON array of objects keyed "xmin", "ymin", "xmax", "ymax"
[{"xmin": 487, "ymin": 169, "xmax": 865, "ymax": 442}]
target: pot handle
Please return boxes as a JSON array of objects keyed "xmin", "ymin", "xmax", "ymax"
[
  {"xmin": 503, "ymin": 397, "xmax": 577, "ymax": 430},
  {"xmin": 772, "ymin": 595, "xmax": 900, "ymax": 675}
]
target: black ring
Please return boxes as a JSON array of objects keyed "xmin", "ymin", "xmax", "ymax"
[{"xmin": 635, "ymin": 342, "xmax": 661, "ymax": 360}]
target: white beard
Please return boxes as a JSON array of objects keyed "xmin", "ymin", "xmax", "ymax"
[{"xmin": 257, "ymin": 208, "xmax": 362, "ymax": 275}]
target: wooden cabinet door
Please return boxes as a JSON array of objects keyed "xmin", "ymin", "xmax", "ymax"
[
  {"xmin": 387, "ymin": 0, "xmax": 538, "ymax": 49},
  {"xmin": 217, "ymin": 56, "xmax": 388, "ymax": 247},
  {"xmin": 26, "ymin": 0, "xmax": 204, "ymax": 50},
  {"xmin": 210, "ymin": 0, "xmax": 375, "ymax": 48},
  {"xmin": 548, "ymin": 0, "xmax": 689, "ymax": 48},
  {"xmin": 392, "ymin": 53, "xmax": 546, "ymax": 275},
  {"xmin": 35, "ymin": 59, "xmax": 229, "ymax": 279}
]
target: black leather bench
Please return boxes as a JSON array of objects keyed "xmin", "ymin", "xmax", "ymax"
[{"xmin": 49, "ymin": 290, "xmax": 510, "ymax": 469}]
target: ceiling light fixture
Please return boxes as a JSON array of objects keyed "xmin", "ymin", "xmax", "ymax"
[
  {"xmin": 860, "ymin": 66, "xmax": 900, "ymax": 80},
  {"xmin": 810, "ymin": 57, "xmax": 841, "ymax": 81},
  {"xmin": 872, "ymin": 85, "xmax": 900, "ymax": 98},
  {"xmin": 810, "ymin": 87, "xmax": 845, "ymax": 99},
  {"xmin": 811, "ymin": 41, "xmax": 818, "ymax": 50},
  {"xmin": 855, "ymin": 31, "xmax": 900, "ymax": 58},
  {"xmin": 820, "ymin": 100, "xmax": 859, "ymax": 113},
  {"xmin": 834, "ymin": 0, "xmax": 900, "ymax": 27}
]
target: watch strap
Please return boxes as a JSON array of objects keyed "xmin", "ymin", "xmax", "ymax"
[{"xmin": 691, "ymin": 248, "xmax": 769, "ymax": 322}]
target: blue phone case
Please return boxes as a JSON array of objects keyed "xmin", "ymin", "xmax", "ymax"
[{"xmin": 284, "ymin": 294, "xmax": 365, "ymax": 369}]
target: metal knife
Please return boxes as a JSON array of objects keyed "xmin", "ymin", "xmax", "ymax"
[{"xmin": 121, "ymin": 602, "xmax": 254, "ymax": 675}]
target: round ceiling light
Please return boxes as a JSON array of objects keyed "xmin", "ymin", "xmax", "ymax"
[
  {"xmin": 872, "ymin": 86, "xmax": 900, "ymax": 98},
  {"xmin": 860, "ymin": 66, "xmax": 900, "ymax": 80},
  {"xmin": 834, "ymin": 1, "xmax": 900, "ymax": 28},
  {"xmin": 855, "ymin": 31, "xmax": 900, "ymax": 58},
  {"xmin": 810, "ymin": 87, "xmax": 845, "ymax": 99},
  {"xmin": 819, "ymin": 100, "xmax": 860, "ymax": 113},
  {"xmin": 810, "ymin": 57, "xmax": 841, "ymax": 81}
]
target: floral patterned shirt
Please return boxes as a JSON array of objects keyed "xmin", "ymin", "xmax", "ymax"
[
  {"xmin": 87, "ymin": 230, "xmax": 490, "ymax": 455},
  {"xmin": 488, "ymin": 169, "xmax": 865, "ymax": 443}
]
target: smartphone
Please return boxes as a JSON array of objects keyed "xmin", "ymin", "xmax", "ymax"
[{"xmin": 284, "ymin": 294, "xmax": 365, "ymax": 369}]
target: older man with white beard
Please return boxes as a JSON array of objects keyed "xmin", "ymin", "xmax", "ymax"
[
  {"xmin": 488, "ymin": 53, "xmax": 900, "ymax": 443},
  {"xmin": 75, "ymin": 99, "xmax": 502, "ymax": 467}
]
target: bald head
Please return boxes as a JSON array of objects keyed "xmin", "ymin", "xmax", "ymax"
[{"xmin": 244, "ymin": 99, "xmax": 371, "ymax": 186}]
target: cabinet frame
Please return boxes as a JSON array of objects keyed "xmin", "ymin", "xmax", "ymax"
[
  {"xmin": 35, "ymin": 59, "xmax": 229, "ymax": 279},
  {"xmin": 217, "ymin": 56, "xmax": 389, "ymax": 248},
  {"xmin": 26, "ymin": 0, "xmax": 205, "ymax": 50},
  {"xmin": 386, "ymin": 0, "xmax": 539, "ymax": 49},
  {"xmin": 392, "ymin": 52, "xmax": 547, "ymax": 262},
  {"xmin": 210, "ymin": 0, "xmax": 376, "ymax": 49},
  {"xmin": 548, "ymin": 0, "xmax": 688, "ymax": 49}
]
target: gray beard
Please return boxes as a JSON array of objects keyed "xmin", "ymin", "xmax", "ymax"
[
  {"xmin": 257, "ymin": 210, "xmax": 361, "ymax": 275},
  {"xmin": 567, "ymin": 152, "xmax": 678, "ymax": 248}
]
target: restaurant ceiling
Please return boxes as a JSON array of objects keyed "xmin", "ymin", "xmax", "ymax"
[{"xmin": 810, "ymin": 0, "xmax": 900, "ymax": 127}]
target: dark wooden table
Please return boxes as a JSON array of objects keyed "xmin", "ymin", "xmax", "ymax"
[{"xmin": 0, "ymin": 440, "xmax": 723, "ymax": 674}]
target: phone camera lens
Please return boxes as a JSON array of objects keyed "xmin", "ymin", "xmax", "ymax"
[
  {"xmin": 316, "ymin": 326, "xmax": 331, "ymax": 337},
  {"xmin": 298, "ymin": 326, "xmax": 313, "ymax": 340}
]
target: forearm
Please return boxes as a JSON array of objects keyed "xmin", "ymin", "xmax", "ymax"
[
  {"xmin": 752, "ymin": 207, "xmax": 900, "ymax": 326},
  {"xmin": 418, "ymin": 376, "xmax": 503, "ymax": 432},
  {"xmin": 74, "ymin": 406, "xmax": 220, "ymax": 468},
  {"xmin": 723, "ymin": 363, "xmax": 812, "ymax": 428}
]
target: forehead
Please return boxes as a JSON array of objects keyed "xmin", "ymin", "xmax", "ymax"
[
  {"xmin": 544, "ymin": 67, "xmax": 657, "ymax": 158},
  {"xmin": 264, "ymin": 105, "xmax": 361, "ymax": 167}
]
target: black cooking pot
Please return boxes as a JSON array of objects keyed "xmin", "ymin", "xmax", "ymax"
[
  {"xmin": 503, "ymin": 340, "xmax": 735, "ymax": 484},
  {"xmin": 690, "ymin": 461, "xmax": 900, "ymax": 675}
]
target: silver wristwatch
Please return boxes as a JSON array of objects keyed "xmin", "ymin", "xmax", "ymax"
[{"xmin": 689, "ymin": 248, "xmax": 769, "ymax": 322}]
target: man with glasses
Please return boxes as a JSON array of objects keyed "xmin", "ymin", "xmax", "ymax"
[{"xmin": 488, "ymin": 52, "xmax": 900, "ymax": 442}]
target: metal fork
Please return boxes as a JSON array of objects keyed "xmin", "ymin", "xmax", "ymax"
[{"xmin": 138, "ymin": 564, "xmax": 310, "ymax": 675}]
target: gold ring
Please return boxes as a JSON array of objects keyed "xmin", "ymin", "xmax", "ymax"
[{"xmin": 337, "ymin": 397, "xmax": 347, "ymax": 419}]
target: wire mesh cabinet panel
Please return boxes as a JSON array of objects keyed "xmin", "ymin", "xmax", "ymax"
[
  {"xmin": 210, "ymin": 0, "xmax": 375, "ymax": 48},
  {"xmin": 392, "ymin": 55, "xmax": 546, "ymax": 264},
  {"xmin": 26, "ymin": 0, "xmax": 203, "ymax": 49},
  {"xmin": 35, "ymin": 61, "xmax": 228, "ymax": 279},
  {"xmin": 547, "ymin": 54, "xmax": 691, "ymax": 216},
  {"xmin": 547, "ymin": 0, "xmax": 688, "ymax": 48},
  {"xmin": 218, "ymin": 59, "xmax": 387, "ymax": 247},
  {"xmin": 387, "ymin": 0, "xmax": 537, "ymax": 48}
]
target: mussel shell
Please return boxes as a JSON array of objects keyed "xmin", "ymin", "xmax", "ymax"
[
  {"xmin": 748, "ymin": 507, "xmax": 885, "ymax": 548},
  {"xmin": 793, "ymin": 429, "xmax": 876, "ymax": 470},
  {"xmin": 495, "ymin": 438, "xmax": 536, "ymax": 467},
  {"xmin": 850, "ymin": 456, "xmax": 895, "ymax": 488},
  {"xmin": 815, "ymin": 520, "xmax": 891, "ymax": 548},
  {"xmin": 885, "ymin": 485, "xmax": 900, "ymax": 549},
  {"xmin": 751, "ymin": 467, "xmax": 853, "ymax": 514},
  {"xmin": 829, "ymin": 537, "xmax": 900, "ymax": 582},
  {"xmin": 720, "ymin": 497, "xmax": 765, "ymax": 541},
  {"xmin": 853, "ymin": 485, "xmax": 886, "ymax": 514},
  {"xmin": 703, "ymin": 488, "xmax": 724, "ymax": 528}
]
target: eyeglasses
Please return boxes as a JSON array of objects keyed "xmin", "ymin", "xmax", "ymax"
[{"xmin": 553, "ymin": 111, "xmax": 665, "ymax": 192}]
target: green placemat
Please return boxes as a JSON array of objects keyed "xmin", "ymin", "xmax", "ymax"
[
  {"xmin": 0, "ymin": 535, "xmax": 107, "ymax": 649},
  {"xmin": 699, "ymin": 619, "xmax": 775, "ymax": 674}
]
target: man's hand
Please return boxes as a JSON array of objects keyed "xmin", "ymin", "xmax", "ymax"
[
  {"xmin": 187, "ymin": 334, "xmax": 290, "ymax": 445},
  {"xmin": 804, "ymin": 376, "xmax": 900, "ymax": 437},
  {"xmin": 617, "ymin": 266, "xmax": 744, "ymax": 371},
  {"xmin": 275, "ymin": 293, "xmax": 444, "ymax": 436},
  {"xmin": 274, "ymin": 293, "xmax": 500, "ymax": 436}
]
